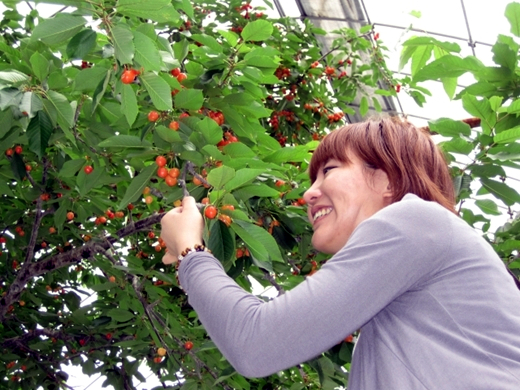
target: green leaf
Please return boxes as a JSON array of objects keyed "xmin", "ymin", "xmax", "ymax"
[
  {"xmin": 440, "ymin": 138, "xmax": 474, "ymax": 155},
  {"xmin": 74, "ymin": 66, "xmax": 109, "ymax": 92},
  {"xmin": 91, "ymin": 69, "xmax": 112, "ymax": 114},
  {"xmin": 31, "ymin": 14, "xmax": 86, "ymax": 45},
  {"xmin": 241, "ymin": 20, "xmax": 273, "ymax": 42},
  {"xmin": 121, "ymin": 83, "xmax": 138, "ymax": 126},
  {"xmin": 27, "ymin": 111, "xmax": 53, "ymax": 159},
  {"xmin": 196, "ymin": 117, "xmax": 222, "ymax": 145},
  {"xmin": 264, "ymin": 146, "xmax": 311, "ymax": 164},
  {"xmin": 505, "ymin": 2, "xmax": 520, "ymax": 37},
  {"xmin": 107, "ymin": 308, "xmax": 134, "ymax": 322},
  {"xmin": 494, "ymin": 126, "xmax": 520, "ymax": 144},
  {"xmin": 480, "ymin": 178, "xmax": 520, "ymax": 206},
  {"xmin": 359, "ymin": 96, "xmax": 369, "ymax": 117},
  {"xmin": 218, "ymin": 29, "xmax": 238, "ymax": 47},
  {"xmin": 403, "ymin": 36, "xmax": 460, "ymax": 53},
  {"xmin": 118, "ymin": 163, "xmax": 157, "ymax": 209},
  {"xmin": 413, "ymin": 55, "xmax": 483, "ymax": 82},
  {"xmin": 0, "ymin": 70, "xmax": 30, "ymax": 86},
  {"xmin": 191, "ymin": 34, "xmax": 223, "ymax": 53},
  {"xmin": 140, "ymin": 72, "xmax": 172, "ymax": 111},
  {"xmin": 399, "ymin": 45, "xmax": 416, "ymax": 71},
  {"xmin": 224, "ymin": 169, "xmax": 265, "ymax": 191},
  {"xmin": 207, "ymin": 165, "xmax": 235, "ymax": 189},
  {"xmin": 155, "ymin": 125, "xmax": 182, "ymax": 143},
  {"xmin": 462, "ymin": 94, "xmax": 496, "ymax": 134},
  {"xmin": 59, "ymin": 159, "xmax": 85, "ymax": 178},
  {"xmin": 469, "ymin": 164, "xmax": 505, "ymax": 179},
  {"xmin": 133, "ymin": 31, "xmax": 162, "ymax": 71},
  {"xmin": 45, "ymin": 90, "xmax": 76, "ymax": 145},
  {"xmin": 77, "ymin": 165, "xmax": 105, "ymax": 196},
  {"xmin": 411, "ymin": 45, "xmax": 432, "ymax": 77},
  {"xmin": 207, "ymin": 220, "xmax": 235, "ymax": 263},
  {"xmin": 10, "ymin": 153, "xmax": 26, "ymax": 181},
  {"xmin": 475, "ymin": 199, "xmax": 501, "ymax": 216},
  {"xmin": 30, "ymin": 52, "xmax": 49, "ymax": 81},
  {"xmin": 174, "ymin": 88, "xmax": 204, "ymax": 110},
  {"xmin": 441, "ymin": 77, "xmax": 457, "ymax": 100},
  {"xmin": 112, "ymin": 25, "xmax": 135, "ymax": 65},
  {"xmin": 98, "ymin": 135, "xmax": 152, "ymax": 148},
  {"xmin": 232, "ymin": 222, "xmax": 273, "ymax": 271},
  {"xmin": 233, "ymin": 184, "xmax": 281, "ymax": 199},
  {"xmin": 66, "ymin": 29, "xmax": 97, "ymax": 59},
  {"xmin": 491, "ymin": 42, "xmax": 517, "ymax": 70},
  {"xmin": 428, "ymin": 117, "xmax": 471, "ymax": 137},
  {"xmin": 117, "ymin": 0, "xmax": 180, "ymax": 23}
]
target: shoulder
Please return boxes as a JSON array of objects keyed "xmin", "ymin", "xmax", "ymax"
[
  {"xmin": 374, "ymin": 193, "xmax": 454, "ymax": 229},
  {"xmin": 351, "ymin": 194, "xmax": 457, "ymax": 253}
]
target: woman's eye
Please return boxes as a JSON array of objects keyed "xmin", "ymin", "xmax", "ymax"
[{"xmin": 323, "ymin": 166, "xmax": 335, "ymax": 175}]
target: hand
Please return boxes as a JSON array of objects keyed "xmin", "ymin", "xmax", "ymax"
[{"xmin": 160, "ymin": 196, "xmax": 204, "ymax": 265}]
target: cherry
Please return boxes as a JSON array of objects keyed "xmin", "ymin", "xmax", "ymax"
[
  {"xmin": 204, "ymin": 205, "xmax": 217, "ymax": 219},
  {"xmin": 84, "ymin": 165, "xmax": 93, "ymax": 174},
  {"xmin": 165, "ymin": 176, "xmax": 177, "ymax": 187},
  {"xmin": 66, "ymin": 212, "xmax": 74, "ymax": 220},
  {"xmin": 184, "ymin": 341, "xmax": 194, "ymax": 350},
  {"xmin": 168, "ymin": 167, "xmax": 180, "ymax": 178},
  {"xmin": 170, "ymin": 68, "xmax": 181, "ymax": 77},
  {"xmin": 121, "ymin": 69, "xmax": 138, "ymax": 84},
  {"xmin": 157, "ymin": 347, "xmax": 167, "ymax": 356},
  {"xmin": 155, "ymin": 155, "xmax": 167, "ymax": 167},
  {"xmin": 169, "ymin": 121, "xmax": 179, "ymax": 131},
  {"xmin": 218, "ymin": 214, "xmax": 232, "ymax": 226},
  {"xmin": 14, "ymin": 145, "xmax": 22, "ymax": 154},
  {"xmin": 157, "ymin": 167, "xmax": 168, "ymax": 178},
  {"xmin": 176, "ymin": 73, "xmax": 187, "ymax": 83},
  {"xmin": 148, "ymin": 111, "xmax": 159, "ymax": 122},
  {"xmin": 5, "ymin": 148, "xmax": 13, "ymax": 156}
]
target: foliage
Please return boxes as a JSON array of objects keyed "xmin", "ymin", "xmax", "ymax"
[
  {"xmin": 397, "ymin": 2, "xmax": 520, "ymax": 279},
  {"xmin": 0, "ymin": 0, "xmax": 397, "ymax": 388}
]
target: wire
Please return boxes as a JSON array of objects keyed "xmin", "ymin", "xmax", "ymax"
[{"xmin": 460, "ymin": 0, "xmax": 477, "ymax": 56}]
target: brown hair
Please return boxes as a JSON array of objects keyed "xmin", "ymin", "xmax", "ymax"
[{"xmin": 309, "ymin": 117, "xmax": 456, "ymax": 214}]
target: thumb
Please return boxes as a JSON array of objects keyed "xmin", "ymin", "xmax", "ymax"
[{"xmin": 182, "ymin": 196, "xmax": 197, "ymax": 210}]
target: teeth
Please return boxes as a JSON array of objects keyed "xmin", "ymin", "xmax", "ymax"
[{"xmin": 313, "ymin": 208, "xmax": 332, "ymax": 222}]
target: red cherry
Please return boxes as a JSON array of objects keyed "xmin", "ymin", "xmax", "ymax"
[
  {"xmin": 176, "ymin": 73, "xmax": 187, "ymax": 83},
  {"xmin": 155, "ymin": 156, "xmax": 167, "ymax": 167},
  {"xmin": 184, "ymin": 341, "xmax": 194, "ymax": 350},
  {"xmin": 121, "ymin": 70, "xmax": 137, "ymax": 84},
  {"xmin": 204, "ymin": 205, "xmax": 217, "ymax": 219},
  {"xmin": 170, "ymin": 68, "xmax": 181, "ymax": 77},
  {"xmin": 148, "ymin": 111, "xmax": 159, "ymax": 122},
  {"xmin": 169, "ymin": 121, "xmax": 179, "ymax": 131},
  {"xmin": 5, "ymin": 148, "xmax": 13, "ymax": 156},
  {"xmin": 84, "ymin": 165, "xmax": 93, "ymax": 174},
  {"xmin": 157, "ymin": 167, "xmax": 168, "ymax": 178},
  {"xmin": 14, "ymin": 145, "xmax": 23, "ymax": 154}
]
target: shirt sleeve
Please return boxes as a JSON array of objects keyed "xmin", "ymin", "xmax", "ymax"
[{"xmin": 178, "ymin": 198, "xmax": 452, "ymax": 378}]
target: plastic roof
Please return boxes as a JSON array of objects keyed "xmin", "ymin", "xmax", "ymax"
[{"xmin": 270, "ymin": 0, "xmax": 514, "ymax": 127}]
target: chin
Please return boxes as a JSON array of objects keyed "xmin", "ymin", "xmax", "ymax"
[{"xmin": 312, "ymin": 237, "xmax": 336, "ymax": 255}]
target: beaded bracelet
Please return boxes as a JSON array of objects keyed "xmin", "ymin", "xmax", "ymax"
[{"xmin": 175, "ymin": 244, "xmax": 212, "ymax": 290}]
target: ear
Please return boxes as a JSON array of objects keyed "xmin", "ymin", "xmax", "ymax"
[{"xmin": 377, "ymin": 170, "xmax": 393, "ymax": 203}]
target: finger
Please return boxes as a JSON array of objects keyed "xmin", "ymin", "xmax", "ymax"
[
  {"xmin": 162, "ymin": 252, "xmax": 177, "ymax": 265},
  {"xmin": 182, "ymin": 196, "xmax": 196, "ymax": 209}
]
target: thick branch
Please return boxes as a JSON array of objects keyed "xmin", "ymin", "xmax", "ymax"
[{"xmin": 0, "ymin": 212, "xmax": 165, "ymax": 322}]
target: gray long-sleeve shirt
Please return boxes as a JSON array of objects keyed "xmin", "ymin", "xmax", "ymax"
[{"xmin": 178, "ymin": 194, "xmax": 520, "ymax": 389}]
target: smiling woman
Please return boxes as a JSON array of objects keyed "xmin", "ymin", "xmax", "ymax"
[{"xmin": 160, "ymin": 118, "xmax": 520, "ymax": 389}]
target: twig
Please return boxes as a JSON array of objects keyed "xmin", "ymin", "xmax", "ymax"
[{"xmin": 262, "ymin": 270, "xmax": 285, "ymax": 296}]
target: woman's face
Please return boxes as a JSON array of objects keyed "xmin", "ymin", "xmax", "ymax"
[{"xmin": 303, "ymin": 155, "xmax": 392, "ymax": 254}]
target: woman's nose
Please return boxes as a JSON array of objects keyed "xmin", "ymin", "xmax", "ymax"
[{"xmin": 303, "ymin": 181, "xmax": 321, "ymax": 204}]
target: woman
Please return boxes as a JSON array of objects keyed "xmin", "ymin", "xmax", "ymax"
[{"xmin": 160, "ymin": 118, "xmax": 520, "ymax": 389}]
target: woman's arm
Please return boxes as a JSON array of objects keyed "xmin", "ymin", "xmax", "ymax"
[{"xmin": 177, "ymin": 198, "xmax": 449, "ymax": 377}]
